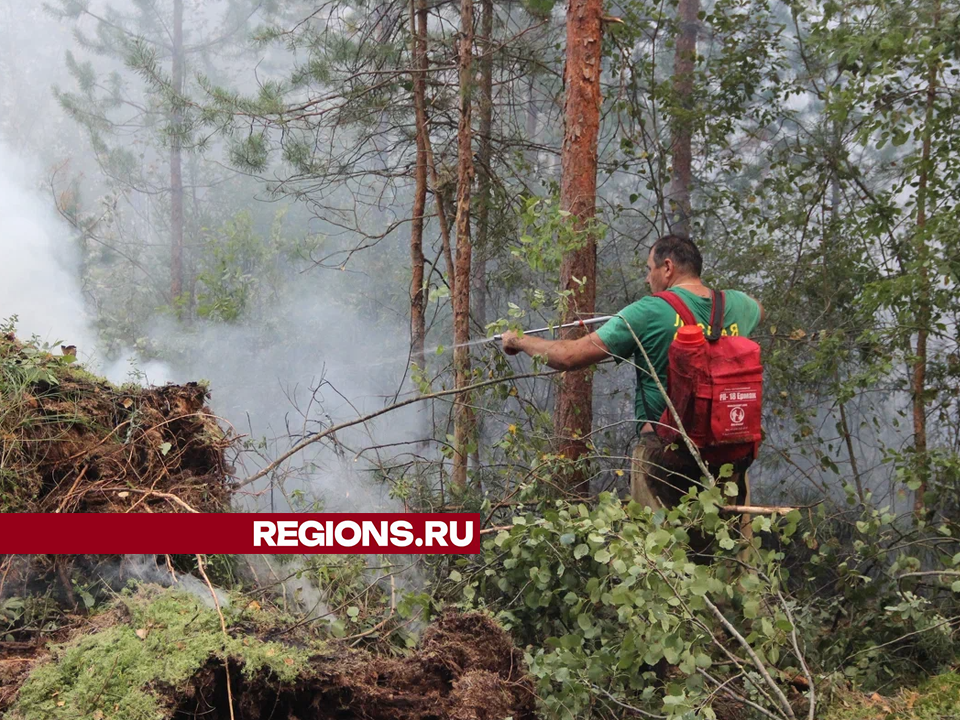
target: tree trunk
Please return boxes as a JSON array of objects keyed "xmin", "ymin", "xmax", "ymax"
[
  {"xmin": 553, "ymin": 0, "xmax": 602, "ymax": 488},
  {"xmin": 472, "ymin": 0, "xmax": 493, "ymax": 332},
  {"xmin": 525, "ymin": 74, "xmax": 538, "ymax": 173},
  {"xmin": 170, "ymin": 0, "xmax": 185, "ymax": 306},
  {"xmin": 468, "ymin": 0, "xmax": 494, "ymax": 472},
  {"xmin": 451, "ymin": 0, "xmax": 475, "ymax": 488},
  {"xmin": 409, "ymin": 0, "xmax": 428, "ymax": 371},
  {"xmin": 424, "ymin": 129, "xmax": 455, "ymax": 291},
  {"xmin": 667, "ymin": 0, "xmax": 698, "ymax": 238},
  {"xmin": 912, "ymin": 1, "xmax": 939, "ymax": 520}
]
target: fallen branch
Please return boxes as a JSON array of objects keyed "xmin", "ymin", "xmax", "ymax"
[
  {"xmin": 720, "ymin": 504, "xmax": 798, "ymax": 516},
  {"xmin": 703, "ymin": 596, "xmax": 797, "ymax": 720}
]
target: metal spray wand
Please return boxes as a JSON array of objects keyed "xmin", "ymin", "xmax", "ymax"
[{"xmin": 486, "ymin": 315, "xmax": 613, "ymax": 344}]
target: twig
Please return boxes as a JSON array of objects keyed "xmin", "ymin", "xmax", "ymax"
[
  {"xmin": 589, "ymin": 683, "xmax": 666, "ymax": 718},
  {"xmin": 479, "ymin": 525, "xmax": 511, "ymax": 535},
  {"xmin": 618, "ymin": 317, "xmax": 715, "ymax": 485},
  {"xmin": 721, "ymin": 504, "xmax": 799, "ymax": 515},
  {"xmin": 104, "ymin": 487, "xmax": 200, "ymax": 513},
  {"xmin": 196, "ymin": 555, "xmax": 235, "ymax": 720},
  {"xmin": 54, "ymin": 465, "xmax": 89, "ymax": 513},
  {"xmin": 702, "ymin": 596, "xmax": 796, "ymax": 720},
  {"xmin": 776, "ymin": 586, "xmax": 816, "ymax": 720},
  {"xmin": 699, "ymin": 669, "xmax": 785, "ymax": 720},
  {"xmin": 842, "ymin": 613, "xmax": 960, "ymax": 662},
  {"xmin": 237, "ymin": 370, "xmax": 561, "ymax": 488},
  {"xmin": 164, "ymin": 555, "xmax": 177, "ymax": 583}
]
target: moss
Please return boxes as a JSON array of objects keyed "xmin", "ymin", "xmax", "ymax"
[
  {"xmin": 909, "ymin": 671, "xmax": 960, "ymax": 719},
  {"xmin": 823, "ymin": 671, "xmax": 960, "ymax": 720},
  {"xmin": 10, "ymin": 587, "xmax": 313, "ymax": 720}
]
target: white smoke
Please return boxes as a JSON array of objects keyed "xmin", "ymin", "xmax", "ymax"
[
  {"xmin": 0, "ymin": 141, "xmax": 173, "ymax": 385},
  {"xmin": 0, "ymin": 143, "xmax": 94, "ymax": 351}
]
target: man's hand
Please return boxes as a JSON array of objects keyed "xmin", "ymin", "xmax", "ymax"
[{"xmin": 501, "ymin": 330, "xmax": 524, "ymax": 356}]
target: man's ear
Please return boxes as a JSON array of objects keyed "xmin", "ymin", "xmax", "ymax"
[{"xmin": 662, "ymin": 258, "xmax": 673, "ymax": 278}]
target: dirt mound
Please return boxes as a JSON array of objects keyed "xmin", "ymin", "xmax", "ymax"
[{"xmin": 0, "ymin": 333, "xmax": 232, "ymax": 513}]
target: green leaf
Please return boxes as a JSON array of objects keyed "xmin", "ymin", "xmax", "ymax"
[
  {"xmin": 448, "ymin": 570, "xmax": 462, "ymax": 582},
  {"xmin": 594, "ymin": 548, "xmax": 611, "ymax": 563},
  {"xmin": 724, "ymin": 481, "xmax": 739, "ymax": 497},
  {"xmin": 574, "ymin": 543, "xmax": 590, "ymax": 559},
  {"xmin": 159, "ymin": 442, "xmax": 172, "ymax": 457},
  {"xmin": 559, "ymin": 532, "xmax": 576, "ymax": 546}
]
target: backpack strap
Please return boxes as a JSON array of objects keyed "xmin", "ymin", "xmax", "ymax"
[
  {"xmin": 707, "ymin": 290, "xmax": 725, "ymax": 341},
  {"xmin": 654, "ymin": 291, "xmax": 697, "ymax": 326},
  {"xmin": 655, "ymin": 289, "xmax": 727, "ymax": 342}
]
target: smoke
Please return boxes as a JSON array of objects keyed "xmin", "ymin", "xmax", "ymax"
[
  {"xmin": 0, "ymin": 143, "xmax": 95, "ymax": 351},
  {"xmin": 117, "ymin": 555, "xmax": 231, "ymax": 610},
  {"xmin": 0, "ymin": 141, "xmax": 174, "ymax": 386}
]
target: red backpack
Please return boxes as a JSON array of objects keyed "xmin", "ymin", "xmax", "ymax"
[{"xmin": 653, "ymin": 290, "xmax": 763, "ymax": 466}]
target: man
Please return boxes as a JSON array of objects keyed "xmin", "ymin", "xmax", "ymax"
[{"xmin": 501, "ymin": 234, "xmax": 764, "ymax": 509}]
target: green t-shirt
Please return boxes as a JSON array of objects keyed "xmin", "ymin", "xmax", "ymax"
[{"xmin": 595, "ymin": 288, "xmax": 761, "ymax": 428}]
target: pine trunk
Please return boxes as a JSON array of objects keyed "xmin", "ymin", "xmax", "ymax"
[
  {"xmin": 452, "ymin": 0, "xmax": 475, "ymax": 488},
  {"xmin": 409, "ymin": 0, "xmax": 428, "ymax": 371},
  {"xmin": 668, "ymin": 0, "xmax": 698, "ymax": 238},
  {"xmin": 553, "ymin": 0, "xmax": 602, "ymax": 488},
  {"xmin": 170, "ymin": 0, "xmax": 185, "ymax": 306},
  {"xmin": 472, "ymin": 0, "xmax": 494, "ymax": 332},
  {"xmin": 912, "ymin": 1, "xmax": 939, "ymax": 520}
]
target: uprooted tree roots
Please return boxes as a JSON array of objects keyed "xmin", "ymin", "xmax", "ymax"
[
  {"xmin": 177, "ymin": 613, "xmax": 536, "ymax": 720},
  {"xmin": 3, "ymin": 587, "xmax": 536, "ymax": 720},
  {"xmin": 0, "ymin": 333, "xmax": 232, "ymax": 513}
]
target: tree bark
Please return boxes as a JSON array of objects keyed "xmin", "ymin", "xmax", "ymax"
[
  {"xmin": 912, "ymin": 1, "xmax": 939, "ymax": 520},
  {"xmin": 525, "ymin": 74, "xmax": 538, "ymax": 173},
  {"xmin": 409, "ymin": 0, "xmax": 428, "ymax": 371},
  {"xmin": 668, "ymin": 0, "xmax": 698, "ymax": 238},
  {"xmin": 452, "ymin": 0, "xmax": 475, "ymax": 488},
  {"xmin": 170, "ymin": 0, "xmax": 185, "ymax": 306},
  {"xmin": 472, "ymin": 0, "xmax": 494, "ymax": 331},
  {"xmin": 553, "ymin": 0, "xmax": 602, "ymax": 487}
]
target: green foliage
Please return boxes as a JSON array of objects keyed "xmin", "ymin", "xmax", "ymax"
[
  {"xmin": 792, "ymin": 501, "xmax": 960, "ymax": 690},
  {"xmin": 450, "ymin": 492, "xmax": 805, "ymax": 719},
  {"xmin": 194, "ymin": 209, "xmax": 289, "ymax": 322},
  {"xmin": 11, "ymin": 586, "xmax": 314, "ymax": 720}
]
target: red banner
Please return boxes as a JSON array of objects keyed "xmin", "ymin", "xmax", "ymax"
[{"xmin": 0, "ymin": 513, "xmax": 482, "ymax": 554}]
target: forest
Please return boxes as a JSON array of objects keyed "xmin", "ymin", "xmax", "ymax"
[{"xmin": 1, "ymin": 0, "xmax": 960, "ymax": 718}]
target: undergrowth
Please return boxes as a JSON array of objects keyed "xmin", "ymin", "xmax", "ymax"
[
  {"xmin": 823, "ymin": 671, "xmax": 960, "ymax": 719},
  {"xmin": 10, "ymin": 586, "xmax": 317, "ymax": 720}
]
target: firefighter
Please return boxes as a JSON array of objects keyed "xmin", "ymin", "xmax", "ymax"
[{"xmin": 501, "ymin": 234, "xmax": 764, "ymax": 509}]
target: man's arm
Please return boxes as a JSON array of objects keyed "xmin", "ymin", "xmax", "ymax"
[{"xmin": 501, "ymin": 330, "xmax": 610, "ymax": 371}]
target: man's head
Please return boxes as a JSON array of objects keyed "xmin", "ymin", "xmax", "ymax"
[{"xmin": 645, "ymin": 234, "xmax": 703, "ymax": 293}]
